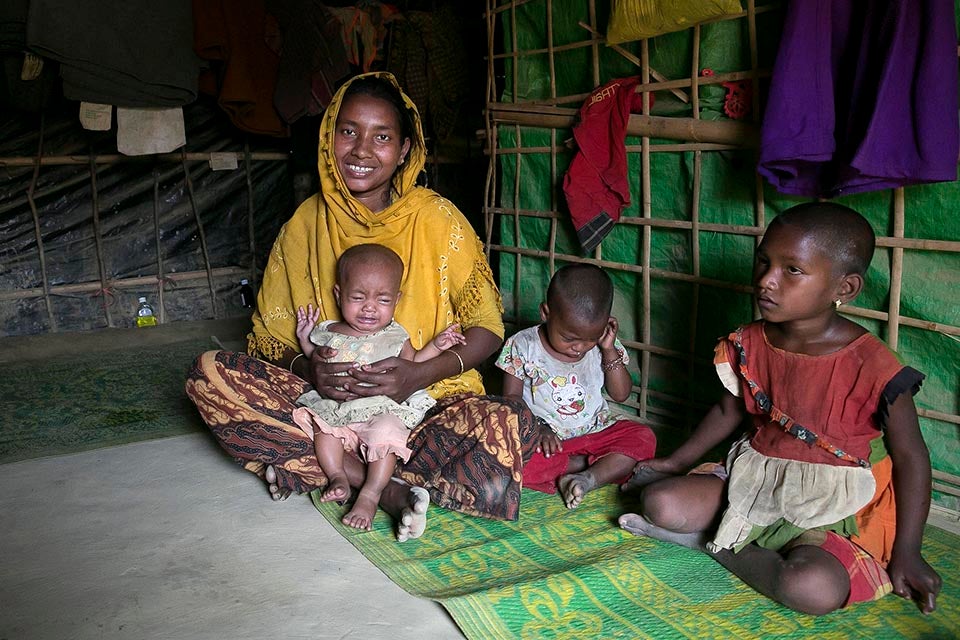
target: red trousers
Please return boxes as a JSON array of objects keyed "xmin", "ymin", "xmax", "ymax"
[{"xmin": 523, "ymin": 419, "xmax": 656, "ymax": 494}]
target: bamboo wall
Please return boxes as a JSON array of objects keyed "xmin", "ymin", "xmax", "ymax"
[{"xmin": 482, "ymin": 0, "xmax": 960, "ymax": 525}]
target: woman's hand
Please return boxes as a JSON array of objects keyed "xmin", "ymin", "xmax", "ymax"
[
  {"xmin": 338, "ymin": 356, "xmax": 430, "ymax": 403},
  {"xmin": 308, "ymin": 346, "xmax": 362, "ymax": 401}
]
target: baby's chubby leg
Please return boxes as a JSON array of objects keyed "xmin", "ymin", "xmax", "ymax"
[
  {"xmin": 342, "ymin": 454, "xmax": 395, "ymax": 531},
  {"xmin": 314, "ymin": 432, "xmax": 351, "ymax": 503}
]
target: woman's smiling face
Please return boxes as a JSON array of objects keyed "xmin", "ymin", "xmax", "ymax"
[{"xmin": 334, "ymin": 93, "xmax": 411, "ymax": 213}]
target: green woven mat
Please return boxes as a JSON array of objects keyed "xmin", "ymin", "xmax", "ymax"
[
  {"xmin": 313, "ymin": 485, "xmax": 960, "ymax": 639},
  {"xmin": 0, "ymin": 337, "xmax": 211, "ymax": 463}
]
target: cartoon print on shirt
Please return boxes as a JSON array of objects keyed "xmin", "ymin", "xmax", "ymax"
[{"xmin": 549, "ymin": 374, "xmax": 586, "ymax": 418}]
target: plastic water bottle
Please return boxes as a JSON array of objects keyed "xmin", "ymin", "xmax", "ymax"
[
  {"xmin": 136, "ymin": 296, "xmax": 158, "ymax": 327},
  {"xmin": 239, "ymin": 278, "xmax": 255, "ymax": 308}
]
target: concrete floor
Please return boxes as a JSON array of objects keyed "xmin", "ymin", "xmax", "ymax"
[{"xmin": 0, "ymin": 320, "xmax": 464, "ymax": 640}]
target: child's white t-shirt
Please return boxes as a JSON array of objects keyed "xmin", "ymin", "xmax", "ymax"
[{"xmin": 496, "ymin": 325, "xmax": 628, "ymax": 439}]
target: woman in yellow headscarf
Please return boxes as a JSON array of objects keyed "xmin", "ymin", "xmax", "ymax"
[{"xmin": 186, "ymin": 72, "xmax": 537, "ymax": 540}]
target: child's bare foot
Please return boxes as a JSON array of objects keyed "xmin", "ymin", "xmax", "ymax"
[
  {"xmin": 558, "ymin": 471, "xmax": 597, "ymax": 509},
  {"xmin": 396, "ymin": 486, "xmax": 430, "ymax": 542},
  {"xmin": 321, "ymin": 473, "xmax": 350, "ymax": 503},
  {"xmin": 620, "ymin": 465, "xmax": 673, "ymax": 492},
  {"xmin": 265, "ymin": 464, "xmax": 291, "ymax": 501},
  {"xmin": 342, "ymin": 489, "xmax": 379, "ymax": 531},
  {"xmin": 618, "ymin": 513, "xmax": 708, "ymax": 550}
]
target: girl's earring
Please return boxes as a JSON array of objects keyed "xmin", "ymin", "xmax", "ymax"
[{"xmin": 834, "ymin": 299, "xmax": 842, "ymax": 310}]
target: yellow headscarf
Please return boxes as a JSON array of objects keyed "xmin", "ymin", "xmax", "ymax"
[{"xmin": 248, "ymin": 72, "xmax": 503, "ymax": 397}]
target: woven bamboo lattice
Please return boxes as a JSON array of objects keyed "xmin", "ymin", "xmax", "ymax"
[{"xmin": 482, "ymin": 0, "xmax": 960, "ymax": 518}]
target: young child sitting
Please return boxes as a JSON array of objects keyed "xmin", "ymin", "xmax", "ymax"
[
  {"xmin": 619, "ymin": 202, "xmax": 942, "ymax": 615},
  {"xmin": 291, "ymin": 243, "xmax": 464, "ymax": 532},
  {"xmin": 496, "ymin": 264, "xmax": 656, "ymax": 508}
]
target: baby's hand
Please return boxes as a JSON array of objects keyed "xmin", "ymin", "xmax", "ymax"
[
  {"xmin": 296, "ymin": 304, "xmax": 320, "ymax": 331},
  {"xmin": 536, "ymin": 422, "xmax": 563, "ymax": 458},
  {"xmin": 433, "ymin": 323, "xmax": 466, "ymax": 351},
  {"xmin": 296, "ymin": 304, "xmax": 321, "ymax": 357},
  {"xmin": 599, "ymin": 316, "xmax": 619, "ymax": 350}
]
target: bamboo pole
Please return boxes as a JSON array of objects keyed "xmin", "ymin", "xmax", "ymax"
[
  {"xmin": 484, "ymin": 119, "xmax": 499, "ymax": 254},
  {"xmin": 487, "ymin": 105, "xmax": 758, "ymax": 146},
  {"xmin": 588, "ymin": 0, "xmax": 599, "ymax": 86},
  {"xmin": 687, "ymin": 24, "xmax": 703, "ymax": 430},
  {"xmin": 180, "ymin": 152, "xmax": 218, "ymax": 318},
  {"xmin": 0, "ymin": 151, "xmax": 287, "ymax": 167},
  {"xmin": 747, "ymin": 0, "xmax": 761, "ymax": 121},
  {"xmin": 511, "ymin": 1, "xmax": 518, "ymax": 102},
  {"xmin": 486, "ymin": 206, "xmax": 764, "ymax": 234},
  {"xmin": 493, "ymin": 142, "xmax": 744, "ymax": 155},
  {"xmin": 639, "ymin": 39, "xmax": 652, "ymax": 420},
  {"xmin": 513, "ymin": 123, "xmax": 522, "ymax": 321},
  {"xmin": 483, "ymin": 0, "xmax": 497, "ymax": 256},
  {"xmin": 0, "ymin": 267, "xmax": 248, "ymax": 302},
  {"xmin": 26, "ymin": 113, "xmax": 56, "ymax": 332},
  {"xmin": 887, "ymin": 189, "xmax": 905, "ymax": 349},
  {"xmin": 547, "ymin": 0, "xmax": 556, "ymax": 101},
  {"xmin": 921, "ymin": 409, "xmax": 960, "ymax": 426},
  {"xmin": 152, "ymin": 166, "xmax": 167, "ymax": 324},
  {"xmin": 749, "ymin": 0, "xmax": 766, "ymax": 323},
  {"xmin": 88, "ymin": 152, "xmax": 114, "ymax": 328},
  {"xmin": 548, "ymin": 0, "xmax": 559, "ymax": 274},
  {"xmin": 485, "ymin": 205, "xmax": 960, "ymax": 252},
  {"xmin": 528, "ymin": 69, "xmax": 773, "ymax": 107}
]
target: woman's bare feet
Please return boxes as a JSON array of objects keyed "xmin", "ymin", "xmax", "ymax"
[
  {"xmin": 558, "ymin": 471, "xmax": 597, "ymax": 509},
  {"xmin": 321, "ymin": 473, "xmax": 351, "ymax": 503},
  {"xmin": 265, "ymin": 464, "xmax": 291, "ymax": 501},
  {"xmin": 396, "ymin": 486, "xmax": 430, "ymax": 542},
  {"xmin": 618, "ymin": 513, "xmax": 709, "ymax": 550},
  {"xmin": 342, "ymin": 488, "xmax": 379, "ymax": 531}
]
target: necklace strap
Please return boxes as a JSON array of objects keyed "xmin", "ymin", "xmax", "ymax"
[{"xmin": 732, "ymin": 327, "xmax": 870, "ymax": 469}]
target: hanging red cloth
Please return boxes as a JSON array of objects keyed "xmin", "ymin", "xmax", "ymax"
[{"xmin": 562, "ymin": 77, "xmax": 650, "ymax": 254}]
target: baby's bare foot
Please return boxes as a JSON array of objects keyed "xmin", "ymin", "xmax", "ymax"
[
  {"xmin": 342, "ymin": 491, "xmax": 378, "ymax": 531},
  {"xmin": 265, "ymin": 464, "xmax": 291, "ymax": 501},
  {"xmin": 620, "ymin": 465, "xmax": 673, "ymax": 492},
  {"xmin": 618, "ymin": 513, "xmax": 708, "ymax": 550},
  {"xmin": 396, "ymin": 486, "xmax": 430, "ymax": 542},
  {"xmin": 321, "ymin": 473, "xmax": 350, "ymax": 503},
  {"xmin": 558, "ymin": 471, "xmax": 597, "ymax": 509}
]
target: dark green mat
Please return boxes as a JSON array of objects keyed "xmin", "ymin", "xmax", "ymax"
[
  {"xmin": 314, "ymin": 485, "xmax": 960, "ymax": 639},
  {"xmin": 0, "ymin": 337, "xmax": 211, "ymax": 463}
]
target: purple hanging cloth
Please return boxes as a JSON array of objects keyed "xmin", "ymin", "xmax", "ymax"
[{"xmin": 757, "ymin": 0, "xmax": 959, "ymax": 198}]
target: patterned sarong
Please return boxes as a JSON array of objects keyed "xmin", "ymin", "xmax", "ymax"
[{"xmin": 185, "ymin": 350, "xmax": 537, "ymax": 520}]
